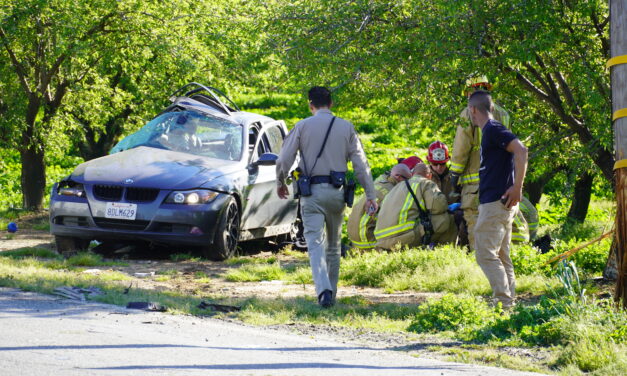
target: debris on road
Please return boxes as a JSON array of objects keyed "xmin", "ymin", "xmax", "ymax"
[
  {"xmin": 126, "ymin": 301, "xmax": 167, "ymax": 312},
  {"xmin": 133, "ymin": 272, "xmax": 155, "ymax": 278},
  {"xmin": 197, "ymin": 301, "xmax": 241, "ymax": 312},
  {"xmin": 53, "ymin": 286, "xmax": 103, "ymax": 301}
]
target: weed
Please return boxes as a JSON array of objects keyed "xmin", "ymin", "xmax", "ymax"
[
  {"xmin": 408, "ymin": 294, "xmax": 500, "ymax": 333},
  {"xmin": 0, "ymin": 248, "xmax": 61, "ymax": 260},
  {"xmin": 170, "ymin": 253, "xmax": 199, "ymax": 262},
  {"xmin": 194, "ymin": 271, "xmax": 208, "ymax": 279},
  {"xmin": 156, "ymin": 269, "xmax": 179, "ymax": 276},
  {"xmin": 225, "ymin": 262, "xmax": 286, "ymax": 282}
]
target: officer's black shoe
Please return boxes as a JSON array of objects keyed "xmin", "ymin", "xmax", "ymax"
[{"xmin": 318, "ymin": 290, "xmax": 333, "ymax": 308}]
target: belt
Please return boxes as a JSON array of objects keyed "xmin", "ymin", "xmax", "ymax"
[{"xmin": 310, "ymin": 176, "xmax": 332, "ymax": 184}]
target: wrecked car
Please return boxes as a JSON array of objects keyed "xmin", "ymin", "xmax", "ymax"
[{"xmin": 49, "ymin": 83, "xmax": 298, "ymax": 260}]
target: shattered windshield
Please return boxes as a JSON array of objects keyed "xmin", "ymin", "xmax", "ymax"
[{"xmin": 110, "ymin": 110, "xmax": 243, "ymax": 161}]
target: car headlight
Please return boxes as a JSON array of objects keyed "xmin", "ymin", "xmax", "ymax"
[
  {"xmin": 165, "ymin": 189, "xmax": 219, "ymax": 205},
  {"xmin": 57, "ymin": 181, "xmax": 86, "ymax": 198}
]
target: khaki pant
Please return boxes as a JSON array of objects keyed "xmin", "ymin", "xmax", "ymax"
[
  {"xmin": 474, "ymin": 200, "xmax": 517, "ymax": 308},
  {"xmin": 300, "ymin": 183, "xmax": 345, "ymax": 299}
]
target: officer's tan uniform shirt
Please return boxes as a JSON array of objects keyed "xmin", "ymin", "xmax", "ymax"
[{"xmin": 276, "ymin": 109, "xmax": 376, "ymax": 200}]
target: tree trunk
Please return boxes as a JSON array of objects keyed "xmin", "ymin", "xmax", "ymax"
[
  {"xmin": 20, "ymin": 97, "xmax": 46, "ymax": 210},
  {"xmin": 567, "ymin": 171, "xmax": 593, "ymax": 222},
  {"xmin": 610, "ymin": 0, "xmax": 627, "ymax": 309},
  {"xmin": 20, "ymin": 145, "xmax": 46, "ymax": 210},
  {"xmin": 525, "ymin": 168, "xmax": 561, "ymax": 206}
]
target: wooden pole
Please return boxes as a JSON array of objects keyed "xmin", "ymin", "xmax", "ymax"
[{"xmin": 611, "ymin": 0, "xmax": 627, "ymax": 309}]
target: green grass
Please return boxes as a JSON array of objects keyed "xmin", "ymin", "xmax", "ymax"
[
  {"xmin": 225, "ymin": 262, "xmax": 287, "ymax": 282},
  {"xmin": 0, "ymin": 93, "xmax": 622, "ymax": 375},
  {"xmin": 169, "ymin": 253, "xmax": 200, "ymax": 262}
]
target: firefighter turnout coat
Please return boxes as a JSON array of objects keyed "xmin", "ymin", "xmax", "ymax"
[
  {"xmin": 347, "ymin": 172, "xmax": 398, "ymax": 249},
  {"xmin": 430, "ymin": 166, "xmax": 455, "ymax": 204},
  {"xmin": 511, "ymin": 196, "xmax": 539, "ymax": 242},
  {"xmin": 374, "ymin": 175, "xmax": 456, "ymax": 250}
]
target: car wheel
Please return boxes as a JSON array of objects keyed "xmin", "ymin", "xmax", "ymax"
[
  {"xmin": 55, "ymin": 236, "xmax": 90, "ymax": 258},
  {"xmin": 204, "ymin": 196, "xmax": 240, "ymax": 261}
]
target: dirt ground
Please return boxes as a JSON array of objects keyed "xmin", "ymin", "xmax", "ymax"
[{"xmin": 0, "ymin": 213, "xmax": 439, "ymax": 305}]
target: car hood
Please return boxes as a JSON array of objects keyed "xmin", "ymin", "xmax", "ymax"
[{"xmin": 70, "ymin": 147, "xmax": 241, "ymax": 189}]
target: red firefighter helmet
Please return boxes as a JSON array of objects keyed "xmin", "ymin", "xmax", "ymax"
[{"xmin": 427, "ymin": 141, "xmax": 449, "ymax": 164}]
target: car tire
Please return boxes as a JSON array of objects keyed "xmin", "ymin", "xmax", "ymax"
[
  {"xmin": 55, "ymin": 236, "xmax": 90, "ymax": 258},
  {"xmin": 204, "ymin": 196, "xmax": 240, "ymax": 261}
]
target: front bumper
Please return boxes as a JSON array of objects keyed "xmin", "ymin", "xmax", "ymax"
[{"xmin": 49, "ymin": 187, "xmax": 230, "ymax": 247}]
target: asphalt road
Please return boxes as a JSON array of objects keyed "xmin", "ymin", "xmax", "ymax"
[{"xmin": 0, "ymin": 288, "xmax": 545, "ymax": 376}]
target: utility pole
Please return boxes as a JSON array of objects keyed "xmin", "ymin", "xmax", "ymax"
[{"xmin": 610, "ymin": 0, "xmax": 627, "ymax": 308}]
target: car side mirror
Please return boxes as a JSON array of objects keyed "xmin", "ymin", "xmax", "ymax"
[{"xmin": 251, "ymin": 152, "xmax": 279, "ymax": 168}]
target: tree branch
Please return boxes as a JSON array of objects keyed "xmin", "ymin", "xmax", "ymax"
[
  {"xmin": 0, "ymin": 26, "xmax": 32, "ymax": 95},
  {"xmin": 40, "ymin": 11, "xmax": 118, "ymax": 92}
]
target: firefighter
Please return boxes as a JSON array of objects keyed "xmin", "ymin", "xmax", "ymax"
[
  {"xmin": 374, "ymin": 163, "xmax": 456, "ymax": 250},
  {"xmin": 347, "ymin": 164, "xmax": 412, "ymax": 250},
  {"xmin": 426, "ymin": 141, "xmax": 456, "ymax": 204},
  {"xmin": 511, "ymin": 196, "xmax": 539, "ymax": 243},
  {"xmin": 450, "ymin": 75, "xmax": 511, "ymax": 250}
]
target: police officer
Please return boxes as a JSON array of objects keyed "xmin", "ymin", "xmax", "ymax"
[
  {"xmin": 450, "ymin": 75, "xmax": 511, "ymax": 250},
  {"xmin": 276, "ymin": 86, "xmax": 377, "ymax": 308},
  {"xmin": 426, "ymin": 141, "xmax": 455, "ymax": 204},
  {"xmin": 348, "ymin": 163, "xmax": 411, "ymax": 250},
  {"xmin": 374, "ymin": 163, "xmax": 456, "ymax": 250}
]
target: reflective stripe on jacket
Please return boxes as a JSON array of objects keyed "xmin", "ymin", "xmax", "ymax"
[
  {"xmin": 347, "ymin": 173, "xmax": 397, "ymax": 249},
  {"xmin": 374, "ymin": 176, "xmax": 447, "ymax": 243}
]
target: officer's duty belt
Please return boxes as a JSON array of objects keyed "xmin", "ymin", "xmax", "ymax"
[{"xmin": 310, "ymin": 176, "xmax": 332, "ymax": 184}]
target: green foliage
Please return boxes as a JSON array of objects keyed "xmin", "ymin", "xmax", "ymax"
[
  {"xmin": 156, "ymin": 269, "xmax": 179, "ymax": 276},
  {"xmin": 0, "ymin": 248, "xmax": 61, "ymax": 260},
  {"xmin": 65, "ymin": 252, "xmax": 105, "ymax": 267},
  {"xmin": 225, "ymin": 262, "xmax": 286, "ymax": 282},
  {"xmin": 169, "ymin": 253, "xmax": 199, "ymax": 262},
  {"xmin": 408, "ymin": 294, "xmax": 500, "ymax": 333}
]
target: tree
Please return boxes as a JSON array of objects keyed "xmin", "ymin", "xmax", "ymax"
[
  {"xmin": 262, "ymin": 0, "xmax": 612, "ymax": 218},
  {"xmin": 0, "ymin": 0, "xmax": 247, "ymax": 208}
]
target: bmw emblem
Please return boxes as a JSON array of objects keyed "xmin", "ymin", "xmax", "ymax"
[{"xmin": 124, "ymin": 178, "xmax": 134, "ymax": 184}]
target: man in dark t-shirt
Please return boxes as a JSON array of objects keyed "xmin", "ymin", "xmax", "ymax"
[{"xmin": 468, "ymin": 91, "xmax": 528, "ymax": 309}]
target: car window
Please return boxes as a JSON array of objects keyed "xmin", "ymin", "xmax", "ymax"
[
  {"xmin": 257, "ymin": 133, "xmax": 270, "ymax": 157},
  {"xmin": 110, "ymin": 111, "xmax": 243, "ymax": 161},
  {"xmin": 264, "ymin": 125, "xmax": 284, "ymax": 154}
]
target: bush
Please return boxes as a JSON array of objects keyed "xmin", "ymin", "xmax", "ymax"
[{"xmin": 408, "ymin": 294, "xmax": 499, "ymax": 333}]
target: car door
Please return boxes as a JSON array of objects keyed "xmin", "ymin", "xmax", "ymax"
[{"xmin": 240, "ymin": 121, "xmax": 297, "ymax": 230}]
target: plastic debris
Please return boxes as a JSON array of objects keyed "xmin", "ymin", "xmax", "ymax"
[
  {"xmin": 53, "ymin": 286, "xmax": 104, "ymax": 301},
  {"xmin": 197, "ymin": 301, "xmax": 241, "ymax": 312},
  {"xmin": 133, "ymin": 272, "xmax": 155, "ymax": 278},
  {"xmin": 7, "ymin": 222, "xmax": 18, "ymax": 233},
  {"xmin": 126, "ymin": 302, "xmax": 167, "ymax": 312}
]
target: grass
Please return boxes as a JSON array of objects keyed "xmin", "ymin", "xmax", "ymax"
[
  {"xmin": 0, "ymin": 204, "xmax": 624, "ymax": 375},
  {"xmin": 0, "ymin": 90, "xmax": 621, "ymax": 375}
]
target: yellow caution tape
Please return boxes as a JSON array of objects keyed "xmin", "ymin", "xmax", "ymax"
[
  {"xmin": 613, "ymin": 108, "xmax": 627, "ymax": 121},
  {"xmin": 542, "ymin": 230, "xmax": 614, "ymax": 266},
  {"xmin": 614, "ymin": 159, "xmax": 627, "ymax": 170},
  {"xmin": 607, "ymin": 55, "xmax": 627, "ymax": 68}
]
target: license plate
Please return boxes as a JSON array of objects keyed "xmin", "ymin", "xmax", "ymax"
[{"xmin": 105, "ymin": 202, "xmax": 137, "ymax": 220}]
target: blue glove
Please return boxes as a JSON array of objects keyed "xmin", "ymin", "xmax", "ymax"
[{"xmin": 448, "ymin": 202, "xmax": 461, "ymax": 212}]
